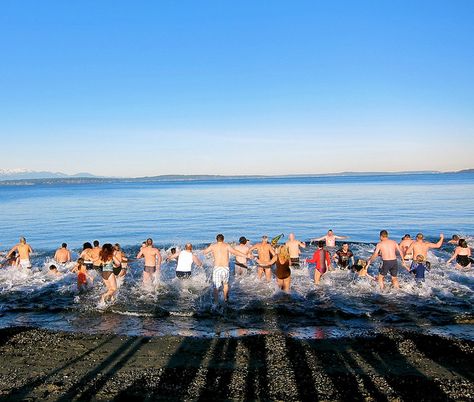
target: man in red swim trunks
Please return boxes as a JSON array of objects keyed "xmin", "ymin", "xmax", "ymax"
[{"xmin": 306, "ymin": 241, "xmax": 331, "ymax": 285}]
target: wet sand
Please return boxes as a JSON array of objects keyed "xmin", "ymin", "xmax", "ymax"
[{"xmin": 0, "ymin": 326, "xmax": 472, "ymax": 401}]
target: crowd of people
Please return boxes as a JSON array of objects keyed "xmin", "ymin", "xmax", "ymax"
[{"xmin": 1, "ymin": 230, "xmax": 472, "ymax": 305}]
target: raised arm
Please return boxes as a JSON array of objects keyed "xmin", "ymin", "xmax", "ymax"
[
  {"xmin": 334, "ymin": 235, "xmax": 348, "ymax": 240},
  {"xmin": 310, "ymin": 236, "xmax": 325, "ymax": 242},
  {"xmin": 429, "ymin": 233, "xmax": 444, "ymax": 249}
]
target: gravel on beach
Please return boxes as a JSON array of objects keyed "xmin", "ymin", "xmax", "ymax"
[{"xmin": 0, "ymin": 326, "xmax": 472, "ymax": 401}]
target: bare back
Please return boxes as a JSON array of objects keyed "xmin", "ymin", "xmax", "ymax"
[
  {"xmin": 235, "ymin": 244, "xmax": 250, "ymax": 264},
  {"xmin": 252, "ymin": 243, "xmax": 275, "ymax": 264},
  {"xmin": 15, "ymin": 243, "xmax": 32, "ymax": 260},
  {"xmin": 138, "ymin": 246, "xmax": 160, "ymax": 267},
  {"xmin": 376, "ymin": 239, "xmax": 400, "ymax": 261},
  {"xmin": 54, "ymin": 248, "xmax": 70, "ymax": 263},
  {"xmin": 286, "ymin": 239, "xmax": 305, "ymax": 258},
  {"xmin": 91, "ymin": 247, "xmax": 101, "ymax": 264},
  {"xmin": 399, "ymin": 239, "xmax": 413, "ymax": 255}
]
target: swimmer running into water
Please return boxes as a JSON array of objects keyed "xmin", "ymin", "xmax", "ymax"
[
  {"xmin": 202, "ymin": 234, "xmax": 248, "ymax": 304},
  {"xmin": 285, "ymin": 233, "xmax": 306, "ymax": 269},
  {"xmin": 168, "ymin": 243, "xmax": 203, "ymax": 279},
  {"xmin": 7, "ymin": 237, "xmax": 33, "ymax": 269},
  {"xmin": 306, "ymin": 241, "xmax": 331, "ymax": 285},
  {"xmin": 234, "ymin": 236, "xmax": 251, "ymax": 276},
  {"xmin": 447, "ymin": 239, "xmax": 472, "ymax": 269},
  {"xmin": 366, "ymin": 230, "xmax": 407, "ymax": 290},
  {"xmin": 136, "ymin": 238, "xmax": 162, "ymax": 286},
  {"xmin": 249, "ymin": 236, "xmax": 276, "ymax": 282},
  {"xmin": 399, "ymin": 234, "xmax": 414, "ymax": 262}
]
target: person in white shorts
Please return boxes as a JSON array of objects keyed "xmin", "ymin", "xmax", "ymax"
[
  {"xmin": 169, "ymin": 243, "xmax": 202, "ymax": 279},
  {"xmin": 7, "ymin": 237, "xmax": 33, "ymax": 269},
  {"xmin": 202, "ymin": 234, "xmax": 248, "ymax": 304}
]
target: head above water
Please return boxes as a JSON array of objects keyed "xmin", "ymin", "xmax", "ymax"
[
  {"xmin": 318, "ymin": 240, "xmax": 325, "ymax": 249},
  {"xmin": 49, "ymin": 264, "xmax": 57, "ymax": 271},
  {"xmin": 170, "ymin": 247, "xmax": 176, "ymax": 254},
  {"xmin": 239, "ymin": 236, "xmax": 248, "ymax": 245},
  {"xmin": 114, "ymin": 243, "xmax": 121, "ymax": 251},
  {"xmin": 93, "ymin": 240, "xmax": 99, "ymax": 247},
  {"xmin": 342, "ymin": 243, "xmax": 349, "ymax": 250},
  {"xmin": 185, "ymin": 243, "xmax": 193, "ymax": 251},
  {"xmin": 77, "ymin": 258, "xmax": 85, "ymax": 266},
  {"xmin": 262, "ymin": 235, "xmax": 268, "ymax": 244},
  {"xmin": 380, "ymin": 230, "xmax": 388, "ymax": 239},
  {"xmin": 403, "ymin": 234, "xmax": 411, "ymax": 240},
  {"xmin": 146, "ymin": 238, "xmax": 153, "ymax": 246},
  {"xmin": 327, "ymin": 230, "xmax": 334, "ymax": 236},
  {"xmin": 216, "ymin": 234, "xmax": 224, "ymax": 242},
  {"xmin": 459, "ymin": 239, "xmax": 468, "ymax": 248},
  {"xmin": 19, "ymin": 237, "xmax": 26, "ymax": 244},
  {"xmin": 61, "ymin": 243, "xmax": 67, "ymax": 248},
  {"xmin": 83, "ymin": 242, "xmax": 92, "ymax": 250},
  {"xmin": 416, "ymin": 233, "xmax": 424, "ymax": 240},
  {"xmin": 452, "ymin": 235, "xmax": 460, "ymax": 241}
]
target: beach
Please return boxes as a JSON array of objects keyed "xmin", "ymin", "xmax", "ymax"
[{"xmin": 0, "ymin": 326, "xmax": 472, "ymax": 401}]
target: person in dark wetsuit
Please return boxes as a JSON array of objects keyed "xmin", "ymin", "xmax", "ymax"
[
  {"xmin": 306, "ymin": 241, "xmax": 331, "ymax": 285},
  {"xmin": 410, "ymin": 254, "xmax": 431, "ymax": 283},
  {"xmin": 333, "ymin": 243, "xmax": 355, "ymax": 269},
  {"xmin": 447, "ymin": 239, "xmax": 472, "ymax": 269}
]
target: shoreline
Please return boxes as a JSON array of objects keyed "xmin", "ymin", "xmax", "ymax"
[{"xmin": 0, "ymin": 327, "xmax": 472, "ymax": 401}]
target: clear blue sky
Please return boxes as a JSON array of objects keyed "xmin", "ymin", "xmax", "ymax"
[{"xmin": 1, "ymin": 0, "xmax": 473, "ymax": 176}]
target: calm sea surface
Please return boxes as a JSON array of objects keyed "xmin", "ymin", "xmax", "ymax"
[{"xmin": 0, "ymin": 173, "xmax": 473, "ymax": 339}]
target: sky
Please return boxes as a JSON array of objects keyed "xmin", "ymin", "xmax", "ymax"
[{"xmin": 0, "ymin": 0, "xmax": 473, "ymax": 177}]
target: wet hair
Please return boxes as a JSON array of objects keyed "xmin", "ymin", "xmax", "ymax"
[
  {"xmin": 99, "ymin": 243, "xmax": 114, "ymax": 262},
  {"xmin": 93, "ymin": 240, "xmax": 99, "ymax": 247},
  {"xmin": 62, "ymin": 243, "xmax": 67, "ymax": 248},
  {"xmin": 170, "ymin": 247, "xmax": 176, "ymax": 254},
  {"xmin": 49, "ymin": 264, "xmax": 57, "ymax": 270},
  {"xmin": 216, "ymin": 234, "xmax": 224, "ymax": 242},
  {"xmin": 9, "ymin": 251, "xmax": 17, "ymax": 258},
  {"xmin": 83, "ymin": 242, "xmax": 92, "ymax": 250},
  {"xmin": 318, "ymin": 240, "xmax": 325, "ymax": 248},
  {"xmin": 459, "ymin": 239, "xmax": 468, "ymax": 248},
  {"xmin": 416, "ymin": 255, "xmax": 425, "ymax": 263},
  {"xmin": 380, "ymin": 230, "xmax": 388, "ymax": 238}
]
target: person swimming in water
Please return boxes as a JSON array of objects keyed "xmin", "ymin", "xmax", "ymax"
[
  {"xmin": 306, "ymin": 240, "xmax": 331, "ymax": 285},
  {"xmin": 447, "ymin": 239, "xmax": 472, "ymax": 269},
  {"xmin": 409, "ymin": 254, "xmax": 431, "ymax": 283},
  {"xmin": 448, "ymin": 235, "xmax": 460, "ymax": 245},
  {"xmin": 48, "ymin": 264, "xmax": 62, "ymax": 277},
  {"xmin": 333, "ymin": 243, "xmax": 355, "ymax": 269}
]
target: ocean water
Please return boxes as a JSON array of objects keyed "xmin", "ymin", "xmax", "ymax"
[{"xmin": 0, "ymin": 173, "xmax": 473, "ymax": 339}]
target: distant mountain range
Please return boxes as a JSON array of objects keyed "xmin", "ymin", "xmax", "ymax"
[
  {"xmin": 0, "ymin": 168, "xmax": 98, "ymax": 181},
  {"xmin": 0, "ymin": 168, "xmax": 472, "ymax": 185}
]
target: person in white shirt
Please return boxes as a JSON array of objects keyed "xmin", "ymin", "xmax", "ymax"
[{"xmin": 169, "ymin": 243, "xmax": 203, "ymax": 279}]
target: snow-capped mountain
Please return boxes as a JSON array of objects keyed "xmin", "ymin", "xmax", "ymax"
[{"xmin": 0, "ymin": 168, "xmax": 97, "ymax": 181}]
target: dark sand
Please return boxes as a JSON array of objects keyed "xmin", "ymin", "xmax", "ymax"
[{"xmin": 0, "ymin": 326, "xmax": 472, "ymax": 401}]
